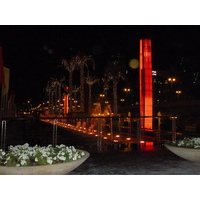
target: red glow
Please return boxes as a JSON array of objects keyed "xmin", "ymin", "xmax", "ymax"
[
  {"xmin": 145, "ymin": 141, "xmax": 154, "ymax": 146},
  {"xmin": 64, "ymin": 95, "xmax": 69, "ymax": 114},
  {"xmin": 139, "ymin": 39, "xmax": 153, "ymax": 130}
]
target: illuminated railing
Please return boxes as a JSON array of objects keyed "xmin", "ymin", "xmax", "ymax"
[{"xmin": 0, "ymin": 115, "xmax": 193, "ymax": 152}]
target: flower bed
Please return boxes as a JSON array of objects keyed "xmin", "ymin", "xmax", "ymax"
[
  {"xmin": 168, "ymin": 137, "xmax": 200, "ymax": 149},
  {"xmin": 0, "ymin": 143, "xmax": 86, "ymax": 167},
  {"xmin": 164, "ymin": 137, "xmax": 200, "ymax": 162}
]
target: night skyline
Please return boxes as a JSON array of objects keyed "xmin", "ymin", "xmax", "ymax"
[{"xmin": 1, "ymin": 25, "xmax": 200, "ymax": 105}]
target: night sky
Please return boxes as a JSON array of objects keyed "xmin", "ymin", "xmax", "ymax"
[{"xmin": 1, "ymin": 25, "xmax": 200, "ymax": 105}]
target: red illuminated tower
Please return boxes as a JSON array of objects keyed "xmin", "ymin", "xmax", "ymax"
[
  {"xmin": 63, "ymin": 87, "xmax": 69, "ymax": 115},
  {"xmin": 139, "ymin": 39, "xmax": 153, "ymax": 130}
]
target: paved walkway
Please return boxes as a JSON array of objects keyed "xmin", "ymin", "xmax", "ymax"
[{"xmin": 68, "ymin": 146, "xmax": 200, "ymax": 175}]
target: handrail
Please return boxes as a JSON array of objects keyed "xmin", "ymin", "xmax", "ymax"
[
  {"xmin": 52, "ymin": 119, "xmax": 58, "ymax": 147},
  {"xmin": 0, "ymin": 115, "xmax": 181, "ymax": 152},
  {"xmin": 1, "ymin": 120, "xmax": 6, "ymax": 150}
]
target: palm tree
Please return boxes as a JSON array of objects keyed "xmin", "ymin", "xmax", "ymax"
[
  {"xmin": 85, "ymin": 73, "xmax": 98, "ymax": 114},
  {"xmin": 72, "ymin": 85, "xmax": 80, "ymax": 111},
  {"xmin": 74, "ymin": 54, "xmax": 95, "ymax": 112},
  {"xmin": 62, "ymin": 58, "xmax": 76, "ymax": 112},
  {"xmin": 104, "ymin": 58, "xmax": 124, "ymax": 116},
  {"xmin": 45, "ymin": 77, "xmax": 65, "ymax": 115}
]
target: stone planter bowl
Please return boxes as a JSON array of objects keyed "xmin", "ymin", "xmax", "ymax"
[
  {"xmin": 164, "ymin": 143, "xmax": 200, "ymax": 162},
  {"xmin": 0, "ymin": 150, "xmax": 90, "ymax": 175}
]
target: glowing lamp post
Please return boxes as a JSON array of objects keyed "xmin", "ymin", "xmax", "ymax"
[
  {"xmin": 168, "ymin": 78, "xmax": 176, "ymax": 82},
  {"xmin": 63, "ymin": 87, "xmax": 69, "ymax": 115},
  {"xmin": 176, "ymin": 90, "xmax": 182, "ymax": 99},
  {"xmin": 124, "ymin": 88, "xmax": 130, "ymax": 92},
  {"xmin": 168, "ymin": 77, "xmax": 176, "ymax": 100},
  {"xmin": 168, "ymin": 78, "xmax": 176, "ymax": 89}
]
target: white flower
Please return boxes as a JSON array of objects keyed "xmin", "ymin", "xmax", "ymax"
[
  {"xmin": 174, "ymin": 137, "xmax": 200, "ymax": 148},
  {"xmin": 81, "ymin": 152, "xmax": 85, "ymax": 156},
  {"xmin": 21, "ymin": 160, "xmax": 27, "ymax": 166},
  {"xmin": 0, "ymin": 143, "xmax": 85, "ymax": 167},
  {"xmin": 47, "ymin": 157, "xmax": 53, "ymax": 165},
  {"xmin": 72, "ymin": 156, "xmax": 77, "ymax": 161},
  {"xmin": 72, "ymin": 146, "xmax": 76, "ymax": 152},
  {"xmin": 58, "ymin": 156, "xmax": 66, "ymax": 161},
  {"xmin": 6, "ymin": 156, "xmax": 10, "ymax": 160}
]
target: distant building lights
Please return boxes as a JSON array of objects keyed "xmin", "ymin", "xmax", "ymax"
[
  {"xmin": 115, "ymin": 135, "xmax": 120, "ymax": 138},
  {"xmin": 152, "ymin": 70, "xmax": 157, "ymax": 76}
]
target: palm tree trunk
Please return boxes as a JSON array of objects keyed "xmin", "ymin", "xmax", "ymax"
[
  {"xmin": 88, "ymin": 84, "xmax": 92, "ymax": 114},
  {"xmin": 69, "ymin": 71, "xmax": 73, "ymax": 112},
  {"xmin": 50, "ymin": 90, "xmax": 53, "ymax": 115},
  {"xmin": 113, "ymin": 78, "xmax": 118, "ymax": 116},
  {"xmin": 80, "ymin": 65, "xmax": 84, "ymax": 112}
]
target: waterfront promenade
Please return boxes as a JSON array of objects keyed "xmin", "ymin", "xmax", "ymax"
[{"xmin": 2, "ymin": 118, "xmax": 200, "ymax": 175}]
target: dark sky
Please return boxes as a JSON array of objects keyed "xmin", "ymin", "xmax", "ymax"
[{"xmin": 1, "ymin": 25, "xmax": 200, "ymax": 105}]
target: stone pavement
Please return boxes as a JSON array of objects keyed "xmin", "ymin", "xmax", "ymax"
[{"xmin": 68, "ymin": 146, "xmax": 200, "ymax": 175}]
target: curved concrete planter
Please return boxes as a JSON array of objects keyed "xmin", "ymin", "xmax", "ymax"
[
  {"xmin": 0, "ymin": 150, "xmax": 90, "ymax": 175},
  {"xmin": 164, "ymin": 143, "xmax": 200, "ymax": 161}
]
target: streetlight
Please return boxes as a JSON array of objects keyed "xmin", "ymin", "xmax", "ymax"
[
  {"xmin": 124, "ymin": 88, "xmax": 130, "ymax": 92},
  {"xmin": 168, "ymin": 78, "xmax": 176, "ymax": 82},
  {"xmin": 123, "ymin": 88, "xmax": 131, "ymax": 105},
  {"xmin": 176, "ymin": 90, "xmax": 182, "ymax": 99},
  {"xmin": 176, "ymin": 90, "xmax": 181, "ymax": 94},
  {"xmin": 168, "ymin": 77, "xmax": 176, "ymax": 100},
  {"xmin": 100, "ymin": 94, "xmax": 105, "ymax": 97}
]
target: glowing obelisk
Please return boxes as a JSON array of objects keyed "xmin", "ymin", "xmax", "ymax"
[{"xmin": 139, "ymin": 39, "xmax": 153, "ymax": 130}]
